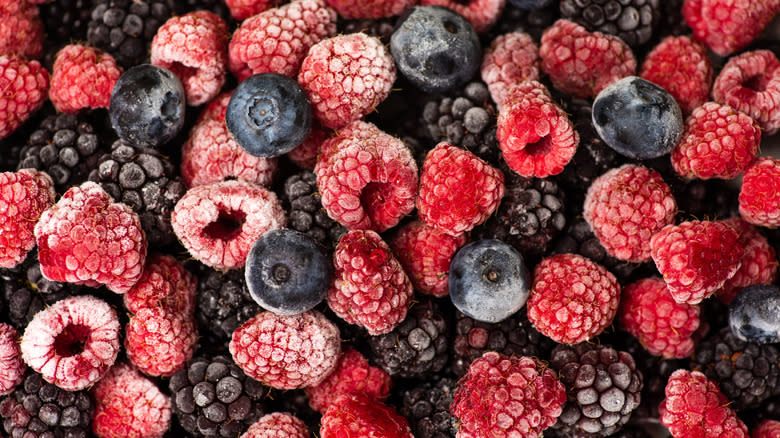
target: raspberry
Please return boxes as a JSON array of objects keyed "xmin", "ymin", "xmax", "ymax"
[
  {"xmin": 229, "ymin": 310, "xmax": 341, "ymax": 389},
  {"xmin": 650, "ymin": 220, "xmax": 744, "ymax": 305},
  {"xmin": 298, "ymin": 33, "xmax": 396, "ymax": 129},
  {"xmin": 739, "ymin": 157, "xmax": 780, "ymax": 228},
  {"xmin": 712, "ymin": 50, "xmax": 780, "ymax": 135},
  {"xmin": 125, "ymin": 307, "xmax": 197, "ymax": 377},
  {"xmin": 583, "ymin": 164, "xmax": 677, "ymax": 263},
  {"xmin": 226, "ymin": 0, "xmax": 279, "ymax": 20},
  {"xmin": 320, "ymin": 392, "xmax": 413, "ymax": 438},
  {"xmin": 228, "ymin": 0, "xmax": 338, "ymax": 81},
  {"xmin": 619, "ymin": 277, "xmax": 701, "ymax": 359},
  {"xmin": 327, "ymin": 230, "xmax": 413, "ymax": 335},
  {"xmin": 480, "ymin": 31, "xmax": 540, "ymax": 109},
  {"xmin": 324, "ymin": 0, "xmax": 415, "ymax": 18},
  {"xmin": 753, "ymin": 420, "xmax": 780, "ymax": 438},
  {"xmin": 171, "ymin": 180, "xmax": 286, "ymax": 270},
  {"xmin": 451, "ymin": 352, "xmax": 567, "ymax": 438},
  {"xmin": 242, "ymin": 412, "xmax": 309, "ymax": 438},
  {"xmin": 92, "ymin": 363, "xmax": 171, "ymax": 438},
  {"xmin": 151, "ymin": 11, "xmax": 229, "ymax": 106},
  {"xmin": 416, "ymin": 142, "xmax": 505, "ymax": 236},
  {"xmin": 49, "ymin": 44, "xmax": 122, "ymax": 114},
  {"xmin": 0, "ymin": 169, "xmax": 55, "ymax": 268},
  {"xmin": 0, "ymin": 323, "xmax": 23, "ymax": 396},
  {"xmin": 659, "ymin": 369, "xmax": 749, "ymax": 438},
  {"xmin": 0, "ymin": 0, "xmax": 43, "ymax": 59},
  {"xmin": 496, "ymin": 81, "xmax": 579, "ymax": 178},
  {"xmin": 286, "ymin": 122, "xmax": 328, "ymax": 169},
  {"xmin": 314, "ymin": 121, "xmax": 418, "ymax": 232},
  {"xmin": 123, "ymin": 253, "xmax": 197, "ymax": 316},
  {"xmin": 19, "ymin": 295, "xmax": 121, "ymax": 391},
  {"xmin": 197, "ymin": 90, "xmax": 232, "ymax": 124},
  {"xmin": 419, "ymin": 0, "xmax": 505, "ymax": 33},
  {"xmin": 682, "ymin": 0, "xmax": 779, "ymax": 56},
  {"xmin": 716, "ymin": 218, "xmax": 778, "ymax": 304},
  {"xmin": 540, "ymin": 19, "xmax": 636, "ymax": 99},
  {"xmin": 34, "ymin": 181, "xmax": 147, "ymax": 294},
  {"xmin": 0, "ymin": 55, "xmax": 49, "ymax": 141},
  {"xmin": 639, "ymin": 35, "xmax": 713, "ymax": 115}
]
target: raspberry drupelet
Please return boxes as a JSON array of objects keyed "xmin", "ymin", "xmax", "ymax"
[
  {"xmin": 0, "ymin": 168, "xmax": 55, "ymax": 268},
  {"xmin": 0, "ymin": 0, "xmax": 43, "ymax": 59},
  {"xmin": 324, "ymin": 0, "xmax": 416, "ymax": 19},
  {"xmin": 682, "ymin": 0, "xmax": 780, "ymax": 57},
  {"xmin": 716, "ymin": 217, "xmax": 778, "ymax": 304},
  {"xmin": 125, "ymin": 307, "xmax": 198, "ymax": 377},
  {"xmin": 242, "ymin": 412, "xmax": 310, "ymax": 438},
  {"xmin": 123, "ymin": 253, "xmax": 197, "ymax": 316},
  {"xmin": 225, "ymin": 0, "xmax": 280, "ymax": 20},
  {"xmin": 0, "ymin": 323, "xmax": 24, "ymax": 396},
  {"xmin": 49, "ymin": 44, "xmax": 122, "ymax": 113},
  {"xmin": 480, "ymin": 31, "xmax": 540, "ymax": 109},
  {"xmin": 320, "ymin": 392, "xmax": 413, "ymax": 438},
  {"xmin": 420, "ymin": 0, "xmax": 505, "ymax": 33}
]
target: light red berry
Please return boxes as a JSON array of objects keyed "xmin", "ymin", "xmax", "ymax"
[
  {"xmin": 0, "ymin": 55, "xmax": 49, "ymax": 141},
  {"xmin": 49, "ymin": 44, "xmax": 122, "ymax": 113},
  {"xmin": 0, "ymin": 323, "xmax": 24, "ymax": 396},
  {"xmin": 321, "ymin": 392, "xmax": 413, "ymax": 438},
  {"xmin": 738, "ymin": 157, "xmax": 780, "ymax": 228},
  {"xmin": 0, "ymin": 169, "xmax": 55, "ymax": 268}
]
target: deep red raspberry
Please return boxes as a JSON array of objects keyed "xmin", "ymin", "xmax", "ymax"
[
  {"xmin": 583, "ymin": 164, "xmax": 677, "ymax": 263},
  {"xmin": 540, "ymin": 19, "xmax": 636, "ymax": 99},
  {"xmin": 327, "ymin": 230, "xmax": 413, "ymax": 335},
  {"xmin": 324, "ymin": 0, "xmax": 415, "ymax": 18},
  {"xmin": 682, "ymin": 0, "xmax": 779, "ymax": 57},
  {"xmin": 496, "ymin": 80, "xmax": 579, "ymax": 178},
  {"xmin": 49, "ymin": 44, "xmax": 122, "ymax": 113},
  {"xmin": 739, "ymin": 157, "xmax": 780, "ymax": 228},
  {"xmin": 0, "ymin": 0, "xmax": 43, "ymax": 59},
  {"xmin": 125, "ymin": 307, "xmax": 197, "ymax": 377},
  {"xmin": 650, "ymin": 220, "xmax": 744, "ymax": 305},
  {"xmin": 34, "ymin": 181, "xmax": 147, "ymax": 294},
  {"xmin": 753, "ymin": 420, "xmax": 780, "ymax": 438},
  {"xmin": 0, "ymin": 169, "xmax": 55, "ymax": 268},
  {"xmin": 716, "ymin": 218, "xmax": 778, "ymax": 304},
  {"xmin": 481, "ymin": 31, "xmax": 540, "ymax": 109},
  {"xmin": 420, "ymin": 0, "xmax": 504, "ymax": 33},
  {"xmin": 0, "ymin": 323, "xmax": 23, "ymax": 396},
  {"xmin": 619, "ymin": 277, "xmax": 701, "ymax": 359},
  {"xmin": 228, "ymin": 0, "xmax": 338, "ymax": 80},
  {"xmin": 123, "ymin": 253, "xmax": 197, "ymax": 316},
  {"xmin": 242, "ymin": 412, "xmax": 309, "ymax": 438},
  {"xmin": 286, "ymin": 122, "xmax": 328, "ymax": 169},
  {"xmin": 659, "ymin": 369, "xmax": 749, "ymax": 438},
  {"xmin": 299, "ymin": 33, "xmax": 396, "ymax": 129},
  {"xmin": 321, "ymin": 392, "xmax": 413, "ymax": 438},
  {"xmin": 229, "ymin": 310, "xmax": 341, "ymax": 389},
  {"xmin": 20, "ymin": 295, "xmax": 121, "ymax": 391},
  {"xmin": 451, "ymin": 352, "xmax": 567, "ymax": 438},
  {"xmin": 171, "ymin": 180, "xmax": 286, "ymax": 270},
  {"xmin": 0, "ymin": 55, "xmax": 49, "ymax": 141},
  {"xmin": 197, "ymin": 90, "xmax": 232, "ymax": 124},
  {"xmin": 527, "ymin": 253, "xmax": 620, "ymax": 345},
  {"xmin": 226, "ymin": 0, "xmax": 279, "ymax": 20},
  {"xmin": 417, "ymin": 142, "xmax": 505, "ymax": 236}
]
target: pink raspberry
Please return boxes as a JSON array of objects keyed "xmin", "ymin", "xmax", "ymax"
[
  {"xmin": 226, "ymin": 0, "xmax": 280, "ymax": 20},
  {"xmin": 0, "ymin": 55, "xmax": 49, "ymax": 141},
  {"xmin": 125, "ymin": 307, "xmax": 197, "ymax": 377},
  {"xmin": 0, "ymin": 323, "xmax": 24, "ymax": 396},
  {"xmin": 321, "ymin": 392, "xmax": 413, "ymax": 438},
  {"xmin": 123, "ymin": 253, "xmax": 197, "ymax": 316},
  {"xmin": 20, "ymin": 295, "xmax": 121, "ymax": 391},
  {"xmin": 49, "ymin": 44, "xmax": 122, "ymax": 113},
  {"xmin": 481, "ymin": 32, "xmax": 540, "ymax": 109},
  {"xmin": 739, "ymin": 157, "xmax": 780, "ymax": 228},
  {"xmin": 716, "ymin": 218, "xmax": 778, "ymax": 304},
  {"xmin": 0, "ymin": 0, "xmax": 43, "ymax": 59},
  {"xmin": 286, "ymin": 122, "xmax": 328, "ymax": 169},
  {"xmin": 242, "ymin": 412, "xmax": 309, "ymax": 438},
  {"xmin": 0, "ymin": 169, "xmax": 55, "ymax": 268},
  {"xmin": 325, "ymin": 0, "xmax": 415, "ymax": 18},
  {"xmin": 682, "ymin": 0, "xmax": 779, "ymax": 57},
  {"xmin": 420, "ymin": 0, "xmax": 504, "ymax": 33},
  {"xmin": 197, "ymin": 90, "xmax": 232, "ymax": 124},
  {"xmin": 753, "ymin": 420, "xmax": 780, "ymax": 438}
]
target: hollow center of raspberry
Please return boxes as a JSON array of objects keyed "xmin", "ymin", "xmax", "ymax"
[
  {"xmin": 53, "ymin": 324, "xmax": 90, "ymax": 357},
  {"xmin": 524, "ymin": 135, "xmax": 553, "ymax": 156},
  {"xmin": 271, "ymin": 263, "xmax": 291, "ymax": 284},
  {"xmin": 360, "ymin": 182, "xmax": 393, "ymax": 223},
  {"xmin": 248, "ymin": 97, "xmax": 278, "ymax": 130},
  {"xmin": 166, "ymin": 62, "xmax": 199, "ymax": 82},
  {"xmin": 203, "ymin": 209, "xmax": 246, "ymax": 240},
  {"xmin": 744, "ymin": 74, "xmax": 768, "ymax": 92}
]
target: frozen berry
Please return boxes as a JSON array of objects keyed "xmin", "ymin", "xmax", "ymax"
[{"xmin": 729, "ymin": 284, "xmax": 780, "ymax": 345}]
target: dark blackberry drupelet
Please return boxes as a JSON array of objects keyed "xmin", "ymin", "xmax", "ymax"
[
  {"xmin": 653, "ymin": 0, "xmax": 689, "ymax": 41},
  {"xmin": 282, "ymin": 171, "xmax": 346, "ymax": 250},
  {"xmin": 489, "ymin": 2, "xmax": 560, "ymax": 42},
  {"xmin": 401, "ymin": 377, "xmax": 458, "ymax": 438},
  {"xmin": 39, "ymin": 0, "xmax": 98, "ymax": 67},
  {"xmin": 601, "ymin": 425, "xmax": 653, "ymax": 438},
  {"xmin": 559, "ymin": 0, "xmax": 660, "ymax": 48},
  {"xmin": 339, "ymin": 17, "xmax": 396, "ymax": 44},
  {"xmin": 195, "ymin": 267, "xmax": 261, "ymax": 349}
]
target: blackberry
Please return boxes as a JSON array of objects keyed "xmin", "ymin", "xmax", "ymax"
[
  {"xmin": 600, "ymin": 424, "xmax": 653, "ymax": 438},
  {"xmin": 654, "ymin": 0, "xmax": 689, "ymax": 41},
  {"xmin": 266, "ymin": 389, "xmax": 321, "ymax": 436},
  {"xmin": 559, "ymin": 0, "xmax": 660, "ymax": 48},
  {"xmin": 195, "ymin": 267, "xmax": 261, "ymax": 349},
  {"xmin": 282, "ymin": 171, "xmax": 346, "ymax": 250},
  {"xmin": 339, "ymin": 17, "xmax": 396, "ymax": 44},
  {"xmin": 174, "ymin": 0, "xmax": 233, "ymax": 24},
  {"xmin": 401, "ymin": 377, "xmax": 458, "ymax": 438},
  {"xmin": 490, "ymin": 2, "xmax": 560, "ymax": 42},
  {"xmin": 671, "ymin": 179, "xmax": 739, "ymax": 222},
  {"xmin": 39, "ymin": 0, "xmax": 98, "ymax": 68}
]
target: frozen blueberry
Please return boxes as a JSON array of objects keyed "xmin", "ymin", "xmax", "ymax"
[
  {"xmin": 225, "ymin": 73, "xmax": 312, "ymax": 158},
  {"xmin": 729, "ymin": 284, "xmax": 780, "ymax": 344},
  {"xmin": 592, "ymin": 76, "xmax": 683, "ymax": 160},
  {"xmin": 390, "ymin": 6, "xmax": 481, "ymax": 93},
  {"xmin": 245, "ymin": 229, "xmax": 330, "ymax": 315},
  {"xmin": 448, "ymin": 239, "xmax": 531, "ymax": 323},
  {"xmin": 508, "ymin": 0, "xmax": 553, "ymax": 9},
  {"xmin": 109, "ymin": 64, "xmax": 186, "ymax": 149}
]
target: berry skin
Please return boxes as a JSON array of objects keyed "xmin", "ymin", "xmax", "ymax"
[
  {"xmin": 320, "ymin": 392, "xmax": 413, "ymax": 438},
  {"xmin": 716, "ymin": 217, "xmax": 778, "ymax": 304},
  {"xmin": 125, "ymin": 307, "xmax": 198, "ymax": 377},
  {"xmin": 225, "ymin": 0, "xmax": 279, "ymax": 20},
  {"xmin": 123, "ymin": 253, "xmax": 197, "ymax": 317},
  {"xmin": 20, "ymin": 295, "xmax": 121, "ymax": 391},
  {"xmin": 0, "ymin": 0, "xmax": 43, "ymax": 59},
  {"xmin": 739, "ymin": 157, "xmax": 780, "ymax": 227},
  {"xmin": 49, "ymin": 44, "xmax": 122, "ymax": 113},
  {"xmin": 753, "ymin": 420, "xmax": 780, "ymax": 438},
  {"xmin": 0, "ymin": 55, "xmax": 49, "ymax": 141},
  {"xmin": 286, "ymin": 123, "xmax": 328, "ymax": 170},
  {"xmin": 242, "ymin": 412, "xmax": 309, "ymax": 438},
  {"xmin": 0, "ymin": 169, "xmax": 55, "ymax": 269},
  {"xmin": 0, "ymin": 323, "xmax": 24, "ymax": 396},
  {"xmin": 480, "ymin": 31, "xmax": 540, "ymax": 109},
  {"xmin": 419, "ymin": 0, "xmax": 505, "ymax": 33},
  {"xmin": 682, "ymin": 0, "xmax": 779, "ymax": 57},
  {"xmin": 527, "ymin": 253, "xmax": 620, "ymax": 345},
  {"xmin": 728, "ymin": 284, "xmax": 780, "ymax": 345},
  {"xmin": 325, "ymin": 0, "xmax": 415, "ymax": 18}
]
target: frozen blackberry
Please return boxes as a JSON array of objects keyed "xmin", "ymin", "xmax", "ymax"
[
  {"xmin": 490, "ymin": 2, "xmax": 559, "ymax": 42},
  {"xmin": 559, "ymin": 0, "xmax": 660, "ymax": 48},
  {"xmin": 174, "ymin": 0, "xmax": 232, "ymax": 24},
  {"xmin": 39, "ymin": 0, "xmax": 98, "ymax": 67},
  {"xmin": 339, "ymin": 17, "xmax": 396, "ymax": 44},
  {"xmin": 401, "ymin": 377, "xmax": 458, "ymax": 438},
  {"xmin": 195, "ymin": 267, "xmax": 261, "ymax": 349},
  {"xmin": 672, "ymin": 179, "xmax": 739, "ymax": 222},
  {"xmin": 282, "ymin": 171, "xmax": 346, "ymax": 250},
  {"xmin": 653, "ymin": 0, "xmax": 689, "ymax": 41},
  {"xmin": 266, "ymin": 389, "xmax": 321, "ymax": 436}
]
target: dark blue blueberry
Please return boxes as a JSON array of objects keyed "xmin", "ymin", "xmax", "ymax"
[
  {"xmin": 448, "ymin": 239, "xmax": 531, "ymax": 323},
  {"xmin": 390, "ymin": 6, "xmax": 481, "ymax": 94},
  {"xmin": 225, "ymin": 73, "xmax": 312, "ymax": 158},
  {"xmin": 245, "ymin": 229, "xmax": 330, "ymax": 315},
  {"xmin": 109, "ymin": 64, "xmax": 186, "ymax": 148},
  {"xmin": 592, "ymin": 76, "xmax": 683, "ymax": 160},
  {"xmin": 729, "ymin": 284, "xmax": 780, "ymax": 344},
  {"xmin": 507, "ymin": 0, "xmax": 553, "ymax": 9}
]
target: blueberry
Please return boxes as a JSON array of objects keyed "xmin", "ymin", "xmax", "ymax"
[
  {"xmin": 390, "ymin": 6, "xmax": 481, "ymax": 93},
  {"xmin": 592, "ymin": 76, "xmax": 683, "ymax": 160},
  {"xmin": 225, "ymin": 73, "xmax": 312, "ymax": 158},
  {"xmin": 109, "ymin": 64, "xmax": 186, "ymax": 148},
  {"xmin": 245, "ymin": 229, "xmax": 330, "ymax": 315},
  {"xmin": 729, "ymin": 284, "xmax": 780, "ymax": 344},
  {"xmin": 507, "ymin": 0, "xmax": 553, "ymax": 9},
  {"xmin": 448, "ymin": 239, "xmax": 531, "ymax": 323}
]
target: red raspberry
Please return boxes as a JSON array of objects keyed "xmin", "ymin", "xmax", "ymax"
[
  {"xmin": 712, "ymin": 50, "xmax": 780, "ymax": 134},
  {"xmin": 327, "ymin": 230, "xmax": 414, "ymax": 335},
  {"xmin": 0, "ymin": 55, "xmax": 49, "ymax": 141},
  {"xmin": 716, "ymin": 218, "xmax": 778, "ymax": 304},
  {"xmin": 682, "ymin": 0, "xmax": 779, "ymax": 57},
  {"xmin": 92, "ymin": 363, "xmax": 171, "ymax": 438},
  {"xmin": 19, "ymin": 295, "xmax": 121, "ymax": 391},
  {"xmin": 49, "ymin": 44, "xmax": 122, "ymax": 113},
  {"xmin": 496, "ymin": 80, "xmax": 579, "ymax": 178},
  {"xmin": 286, "ymin": 122, "xmax": 328, "ymax": 169},
  {"xmin": 243, "ymin": 412, "xmax": 309, "ymax": 438},
  {"xmin": 659, "ymin": 369, "xmax": 749, "ymax": 438},
  {"xmin": 197, "ymin": 90, "xmax": 232, "ymax": 124},
  {"xmin": 540, "ymin": 19, "xmax": 636, "ymax": 99},
  {"xmin": 315, "ymin": 121, "xmax": 418, "ymax": 232},
  {"xmin": 420, "ymin": 0, "xmax": 504, "ymax": 33},
  {"xmin": 125, "ymin": 307, "xmax": 197, "ymax": 377},
  {"xmin": 228, "ymin": 0, "xmax": 338, "ymax": 81},
  {"xmin": 321, "ymin": 392, "xmax": 413, "ymax": 438},
  {"xmin": 324, "ymin": 0, "xmax": 416, "ymax": 18},
  {"xmin": 226, "ymin": 0, "xmax": 280, "ymax": 20},
  {"xmin": 306, "ymin": 346, "xmax": 392, "ymax": 412},
  {"xmin": 123, "ymin": 253, "xmax": 197, "ymax": 316},
  {"xmin": 34, "ymin": 181, "xmax": 147, "ymax": 294},
  {"xmin": 0, "ymin": 323, "xmax": 23, "ymax": 396},
  {"xmin": 416, "ymin": 142, "xmax": 505, "ymax": 236},
  {"xmin": 298, "ymin": 33, "xmax": 396, "ymax": 129},
  {"xmin": 753, "ymin": 420, "xmax": 780, "ymax": 438},
  {"xmin": 0, "ymin": 169, "xmax": 55, "ymax": 268},
  {"xmin": 619, "ymin": 277, "xmax": 701, "ymax": 359},
  {"xmin": 583, "ymin": 164, "xmax": 677, "ymax": 263},
  {"xmin": 639, "ymin": 35, "xmax": 713, "ymax": 115},
  {"xmin": 527, "ymin": 253, "xmax": 620, "ymax": 345},
  {"xmin": 739, "ymin": 157, "xmax": 780, "ymax": 228},
  {"xmin": 481, "ymin": 31, "xmax": 540, "ymax": 109},
  {"xmin": 451, "ymin": 352, "xmax": 567, "ymax": 438},
  {"xmin": 0, "ymin": 0, "xmax": 43, "ymax": 59},
  {"xmin": 171, "ymin": 180, "xmax": 286, "ymax": 270},
  {"xmin": 229, "ymin": 310, "xmax": 341, "ymax": 389},
  {"xmin": 650, "ymin": 220, "xmax": 744, "ymax": 305}
]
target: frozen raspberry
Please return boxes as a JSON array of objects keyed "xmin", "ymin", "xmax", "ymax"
[
  {"xmin": 417, "ymin": 142, "xmax": 505, "ymax": 236},
  {"xmin": 327, "ymin": 230, "xmax": 413, "ymax": 335},
  {"xmin": 712, "ymin": 50, "xmax": 780, "ymax": 134},
  {"xmin": 324, "ymin": 0, "xmax": 415, "ymax": 18},
  {"xmin": 123, "ymin": 253, "xmax": 197, "ymax": 316},
  {"xmin": 171, "ymin": 180, "xmax": 286, "ymax": 270},
  {"xmin": 420, "ymin": 0, "xmax": 504, "ymax": 33},
  {"xmin": 125, "ymin": 307, "xmax": 197, "ymax": 377},
  {"xmin": 619, "ymin": 277, "xmax": 701, "ymax": 359},
  {"xmin": 48, "ymin": 44, "xmax": 122, "ymax": 113},
  {"xmin": 496, "ymin": 81, "xmax": 579, "ymax": 178},
  {"xmin": 92, "ymin": 363, "xmax": 171, "ymax": 438},
  {"xmin": 682, "ymin": 0, "xmax": 779, "ymax": 57},
  {"xmin": 321, "ymin": 392, "xmax": 413, "ymax": 438},
  {"xmin": 298, "ymin": 33, "xmax": 396, "ymax": 129},
  {"xmin": 0, "ymin": 323, "xmax": 24, "ymax": 396},
  {"xmin": 481, "ymin": 31, "xmax": 540, "ymax": 109},
  {"xmin": 540, "ymin": 19, "xmax": 636, "ymax": 99},
  {"xmin": 197, "ymin": 90, "xmax": 232, "ymax": 124},
  {"xmin": 0, "ymin": 0, "xmax": 43, "ymax": 59},
  {"xmin": 583, "ymin": 164, "xmax": 677, "ymax": 263},
  {"xmin": 716, "ymin": 218, "xmax": 778, "ymax": 304},
  {"xmin": 228, "ymin": 0, "xmax": 338, "ymax": 80},
  {"xmin": 650, "ymin": 220, "xmax": 744, "ymax": 305},
  {"xmin": 659, "ymin": 369, "xmax": 749, "ymax": 438},
  {"xmin": 0, "ymin": 55, "xmax": 49, "ymax": 141},
  {"xmin": 451, "ymin": 352, "xmax": 567, "ymax": 438},
  {"xmin": 0, "ymin": 169, "xmax": 55, "ymax": 268},
  {"xmin": 19, "ymin": 295, "xmax": 121, "ymax": 391},
  {"xmin": 229, "ymin": 310, "xmax": 341, "ymax": 389},
  {"xmin": 242, "ymin": 412, "xmax": 309, "ymax": 438},
  {"xmin": 226, "ymin": 0, "xmax": 280, "ymax": 20},
  {"xmin": 286, "ymin": 122, "xmax": 328, "ymax": 169},
  {"xmin": 753, "ymin": 420, "xmax": 780, "ymax": 438},
  {"xmin": 739, "ymin": 157, "xmax": 780, "ymax": 228}
]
